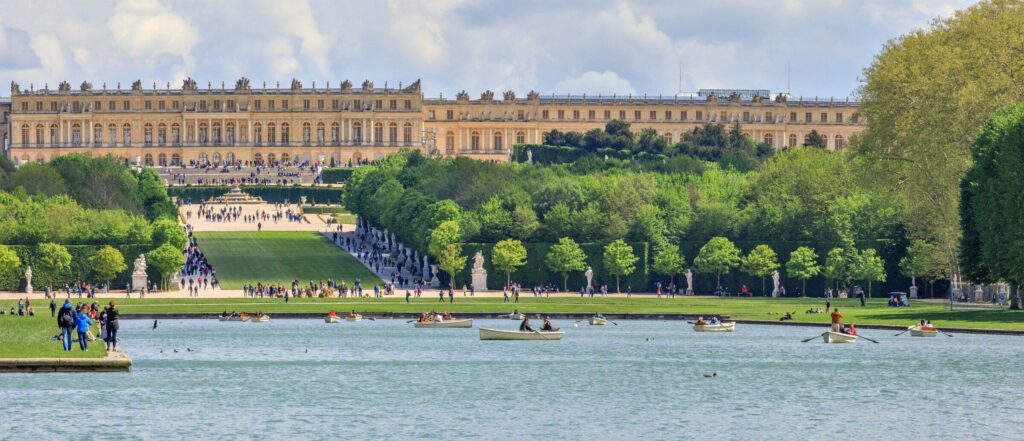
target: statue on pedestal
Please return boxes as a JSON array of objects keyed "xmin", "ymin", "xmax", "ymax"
[
  {"xmin": 685, "ymin": 269, "xmax": 694, "ymax": 295},
  {"xmin": 771, "ymin": 270, "xmax": 780, "ymax": 297},
  {"xmin": 132, "ymin": 254, "xmax": 149, "ymax": 292},
  {"xmin": 470, "ymin": 250, "xmax": 488, "ymax": 291},
  {"xmin": 24, "ymin": 266, "xmax": 33, "ymax": 294},
  {"xmin": 585, "ymin": 266, "xmax": 594, "ymax": 290}
]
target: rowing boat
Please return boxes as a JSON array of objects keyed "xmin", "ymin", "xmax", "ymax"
[
  {"xmin": 589, "ymin": 317, "xmax": 607, "ymax": 326},
  {"xmin": 324, "ymin": 316, "xmax": 341, "ymax": 324},
  {"xmin": 909, "ymin": 326, "xmax": 938, "ymax": 337},
  {"xmin": 217, "ymin": 316, "xmax": 230, "ymax": 321},
  {"xmin": 346, "ymin": 314, "xmax": 362, "ymax": 322},
  {"xmin": 251, "ymin": 315, "xmax": 269, "ymax": 323},
  {"xmin": 692, "ymin": 322, "xmax": 736, "ymax": 332},
  {"xmin": 479, "ymin": 327, "xmax": 564, "ymax": 341},
  {"xmin": 226, "ymin": 315, "xmax": 248, "ymax": 322},
  {"xmin": 509, "ymin": 313, "xmax": 525, "ymax": 320},
  {"xmin": 414, "ymin": 319, "xmax": 473, "ymax": 328},
  {"xmin": 823, "ymin": 331, "xmax": 857, "ymax": 343}
]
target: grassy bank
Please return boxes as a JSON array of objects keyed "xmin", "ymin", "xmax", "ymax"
[
  {"xmin": 193, "ymin": 231, "xmax": 382, "ymax": 289},
  {"xmin": 3, "ymin": 297, "xmax": 1020, "ymax": 331},
  {"xmin": 0, "ymin": 314, "xmax": 107, "ymax": 359}
]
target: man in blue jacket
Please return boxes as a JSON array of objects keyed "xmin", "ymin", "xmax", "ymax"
[
  {"xmin": 75, "ymin": 309, "xmax": 93, "ymax": 351},
  {"xmin": 56, "ymin": 300, "xmax": 75, "ymax": 351}
]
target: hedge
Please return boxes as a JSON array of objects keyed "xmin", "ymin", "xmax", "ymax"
[
  {"xmin": 448, "ymin": 242, "xmax": 649, "ymax": 291},
  {"xmin": 0, "ymin": 244, "xmax": 156, "ymax": 291},
  {"xmin": 321, "ymin": 168, "xmax": 357, "ymax": 184},
  {"xmin": 167, "ymin": 186, "xmax": 345, "ymax": 205},
  {"xmin": 301, "ymin": 206, "xmax": 350, "ymax": 215}
]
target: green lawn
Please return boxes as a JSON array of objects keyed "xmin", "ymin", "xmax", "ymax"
[
  {"xmin": 194, "ymin": 231, "xmax": 382, "ymax": 289},
  {"xmin": 0, "ymin": 314, "xmax": 107, "ymax": 359},
  {"xmin": 2, "ymin": 297, "xmax": 1020, "ymax": 331}
]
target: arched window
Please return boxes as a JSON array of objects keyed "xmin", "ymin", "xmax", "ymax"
[
  {"xmin": 226, "ymin": 122, "xmax": 235, "ymax": 145},
  {"xmin": 212, "ymin": 122, "xmax": 222, "ymax": 144},
  {"xmin": 764, "ymin": 133, "xmax": 774, "ymax": 147},
  {"xmin": 144, "ymin": 153, "xmax": 153, "ymax": 166},
  {"xmin": 158, "ymin": 123, "xmax": 167, "ymax": 145},
  {"xmin": 108, "ymin": 124, "xmax": 117, "ymax": 146},
  {"xmin": 171, "ymin": 153, "xmax": 181, "ymax": 166},
  {"xmin": 143, "ymin": 123, "xmax": 153, "ymax": 145},
  {"xmin": 494, "ymin": 132, "xmax": 503, "ymax": 150},
  {"xmin": 821, "ymin": 135, "xmax": 828, "ymax": 149},
  {"xmin": 303, "ymin": 122, "xmax": 312, "ymax": 144},
  {"xmin": 19, "ymin": 124, "xmax": 28, "ymax": 146},
  {"xmin": 171, "ymin": 123, "xmax": 181, "ymax": 144},
  {"xmin": 316, "ymin": 122, "xmax": 325, "ymax": 145},
  {"xmin": 225, "ymin": 152, "xmax": 235, "ymax": 165},
  {"xmin": 374, "ymin": 123, "xmax": 384, "ymax": 144},
  {"xmin": 664, "ymin": 132, "xmax": 673, "ymax": 145},
  {"xmin": 387, "ymin": 122, "xmax": 397, "ymax": 145},
  {"xmin": 93, "ymin": 124, "xmax": 103, "ymax": 145},
  {"xmin": 36, "ymin": 154, "xmax": 45, "ymax": 164},
  {"xmin": 253, "ymin": 153, "xmax": 262, "ymax": 164},
  {"xmin": 268, "ymin": 153, "xmax": 276, "ymax": 165},
  {"xmin": 280, "ymin": 123, "xmax": 290, "ymax": 143},
  {"xmin": 353, "ymin": 122, "xmax": 363, "ymax": 143},
  {"xmin": 121, "ymin": 123, "xmax": 132, "ymax": 145},
  {"xmin": 35, "ymin": 124, "xmax": 44, "ymax": 146},
  {"xmin": 788, "ymin": 134, "xmax": 797, "ymax": 147},
  {"xmin": 281, "ymin": 153, "xmax": 290, "ymax": 164},
  {"xmin": 403, "ymin": 122, "xmax": 412, "ymax": 145},
  {"xmin": 158, "ymin": 153, "xmax": 167, "ymax": 166},
  {"xmin": 516, "ymin": 131, "xmax": 525, "ymax": 144},
  {"xmin": 471, "ymin": 131, "xmax": 480, "ymax": 150},
  {"xmin": 212, "ymin": 152, "xmax": 221, "ymax": 164},
  {"xmin": 199, "ymin": 123, "xmax": 208, "ymax": 143},
  {"xmin": 445, "ymin": 131, "xmax": 455, "ymax": 151},
  {"xmin": 267, "ymin": 123, "xmax": 276, "ymax": 144},
  {"xmin": 331, "ymin": 123, "xmax": 340, "ymax": 144},
  {"xmin": 198, "ymin": 152, "xmax": 208, "ymax": 164},
  {"xmin": 50, "ymin": 124, "xmax": 59, "ymax": 145},
  {"xmin": 835, "ymin": 135, "xmax": 845, "ymax": 149},
  {"xmin": 71, "ymin": 123, "xmax": 82, "ymax": 145},
  {"xmin": 253, "ymin": 123, "xmax": 262, "ymax": 145}
]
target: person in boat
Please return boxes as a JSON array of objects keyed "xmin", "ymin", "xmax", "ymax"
[
  {"xmin": 924, "ymin": 320, "xmax": 935, "ymax": 330},
  {"xmin": 710, "ymin": 316, "xmax": 720, "ymax": 325},
  {"xmin": 694, "ymin": 316, "xmax": 707, "ymax": 326},
  {"xmin": 328, "ymin": 310, "xmax": 337, "ymax": 318},
  {"xmin": 541, "ymin": 316, "xmax": 560, "ymax": 332},
  {"xmin": 594, "ymin": 313, "xmax": 604, "ymax": 319},
  {"xmin": 349, "ymin": 309, "xmax": 358, "ymax": 318},
  {"xmin": 830, "ymin": 308, "xmax": 843, "ymax": 332},
  {"xmin": 519, "ymin": 316, "xmax": 535, "ymax": 332},
  {"xmin": 848, "ymin": 324, "xmax": 858, "ymax": 335},
  {"xmin": 916, "ymin": 319, "xmax": 926, "ymax": 330}
]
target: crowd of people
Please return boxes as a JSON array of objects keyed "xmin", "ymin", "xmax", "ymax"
[
  {"xmin": 53, "ymin": 299, "xmax": 120, "ymax": 352},
  {"xmin": 184, "ymin": 203, "xmax": 302, "ymax": 226},
  {"xmin": 181, "ymin": 233, "xmax": 219, "ymax": 296}
]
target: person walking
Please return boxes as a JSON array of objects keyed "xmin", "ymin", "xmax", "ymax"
[
  {"xmin": 439, "ymin": 290, "xmax": 446, "ymax": 303},
  {"xmin": 49, "ymin": 299, "xmax": 56, "ymax": 317},
  {"xmin": 405, "ymin": 290, "xmax": 411, "ymax": 303},
  {"xmin": 104, "ymin": 301, "xmax": 120, "ymax": 351},
  {"xmin": 448, "ymin": 288, "xmax": 454, "ymax": 303},
  {"xmin": 75, "ymin": 307, "xmax": 94, "ymax": 351},
  {"xmin": 57, "ymin": 300, "xmax": 75, "ymax": 352}
]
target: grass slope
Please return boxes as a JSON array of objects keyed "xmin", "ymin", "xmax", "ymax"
[
  {"xmin": 194, "ymin": 231, "xmax": 382, "ymax": 289},
  {"xmin": 0, "ymin": 314, "xmax": 106, "ymax": 359},
  {"xmin": 3, "ymin": 298, "xmax": 1020, "ymax": 331}
]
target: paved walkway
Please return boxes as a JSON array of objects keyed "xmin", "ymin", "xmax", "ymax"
[{"xmin": 180, "ymin": 203, "xmax": 349, "ymax": 232}]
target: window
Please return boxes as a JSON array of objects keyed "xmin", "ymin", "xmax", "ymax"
[
  {"xmin": 494, "ymin": 132, "xmax": 503, "ymax": 150},
  {"xmin": 94, "ymin": 101, "xmax": 102, "ymax": 111},
  {"xmin": 332, "ymin": 99, "xmax": 339, "ymax": 110},
  {"xmin": 173, "ymin": 100, "xmax": 179, "ymax": 110},
  {"xmin": 820, "ymin": 112, "xmax": 828, "ymax": 123},
  {"xmin": 36, "ymin": 125, "xmax": 44, "ymax": 146},
  {"xmin": 352, "ymin": 122, "xmax": 362, "ymax": 143},
  {"xmin": 317, "ymin": 123, "xmax": 325, "ymax": 145},
  {"xmin": 227, "ymin": 100, "xmax": 235, "ymax": 111},
  {"xmin": 681, "ymin": 111, "xmax": 687, "ymax": 121},
  {"xmin": 199, "ymin": 123, "xmax": 208, "ymax": 143},
  {"xmin": 445, "ymin": 131, "xmax": 455, "ymax": 150},
  {"xmin": 21, "ymin": 102, "xmax": 27, "ymax": 112},
  {"xmin": 471, "ymin": 131, "xmax": 480, "ymax": 150},
  {"xmin": 764, "ymin": 133, "xmax": 774, "ymax": 146},
  {"xmin": 20, "ymin": 125, "xmax": 27, "ymax": 146},
  {"xmin": 267, "ymin": 123, "xmax": 275, "ymax": 143},
  {"xmin": 353, "ymin": 100, "xmax": 361, "ymax": 110},
  {"xmin": 557, "ymin": 110, "xmax": 565, "ymax": 120},
  {"xmin": 790, "ymin": 112, "xmax": 797, "ymax": 121},
  {"xmin": 49, "ymin": 125, "xmax": 58, "ymax": 144},
  {"xmin": 822, "ymin": 135, "xmax": 828, "ymax": 148},
  {"xmin": 172, "ymin": 124, "xmax": 181, "ymax": 144},
  {"xmin": 199, "ymin": 100, "xmax": 207, "ymax": 111},
  {"xmin": 108, "ymin": 125, "xmax": 116, "ymax": 145},
  {"xmin": 269, "ymin": 100, "xmax": 276, "ymax": 110},
  {"xmin": 159, "ymin": 101, "xmax": 165, "ymax": 110},
  {"xmin": 122, "ymin": 124, "xmax": 132, "ymax": 145},
  {"xmin": 805, "ymin": 112, "xmax": 812, "ymax": 123},
  {"xmin": 375, "ymin": 100, "xmax": 382, "ymax": 109},
  {"xmin": 836, "ymin": 113, "xmax": 843, "ymax": 123},
  {"xmin": 303, "ymin": 100, "xmax": 310, "ymax": 110},
  {"xmin": 852, "ymin": 113, "xmax": 860, "ymax": 123},
  {"xmin": 619, "ymin": 110, "xmax": 626, "ymax": 120},
  {"xmin": 213, "ymin": 100, "xmax": 220, "ymax": 110},
  {"xmin": 145, "ymin": 101, "xmax": 152, "ymax": 110},
  {"xmin": 542, "ymin": 110, "xmax": 549, "ymax": 119},
  {"xmin": 665, "ymin": 111, "xmax": 672, "ymax": 120},
  {"xmin": 572, "ymin": 110, "xmax": 580, "ymax": 120},
  {"xmin": 428, "ymin": 110, "xmax": 436, "ymax": 120},
  {"xmin": 255, "ymin": 100, "xmax": 262, "ymax": 110},
  {"xmin": 253, "ymin": 123, "xmax": 262, "ymax": 144},
  {"xmin": 404, "ymin": 100, "xmax": 412, "ymax": 110},
  {"xmin": 144, "ymin": 124, "xmax": 153, "ymax": 145},
  {"xmin": 388, "ymin": 122, "xmax": 398, "ymax": 144},
  {"xmin": 303, "ymin": 123, "xmax": 312, "ymax": 143},
  {"xmin": 835, "ymin": 135, "xmax": 845, "ymax": 149},
  {"xmin": 37, "ymin": 102, "xmax": 43, "ymax": 111},
  {"xmin": 650, "ymin": 110, "xmax": 657, "ymax": 120},
  {"xmin": 788, "ymin": 134, "xmax": 797, "ymax": 147},
  {"xmin": 664, "ymin": 132, "xmax": 673, "ymax": 144},
  {"xmin": 743, "ymin": 111, "xmax": 750, "ymax": 123},
  {"xmin": 373, "ymin": 123, "xmax": 383, "ymax": 143},
  {"xmin": 518, "ymin": 110, "xmax": 525, "ymax": 120},
  {"xmin": 389, "ymin": 100, "xmax": 397, "ymax": 110},
  {"xmin": 403, "ymin": 123, "xmax": 412, "ymax": 144},
  {"xmin": 331, "ymin": 123, "xmax": 340, "ymax": 143},
  {"xmin": 695, "ymin": 111, "xmax": 703, "ymax": 121},
  {"xmin": 604, "ymin": 110, "xmax": 611, "ymax": 120},
  {"xmin": 516, "ymin": 131, "xmax": 525, "ymax": 144},
  {"xmin": 719, "ymin": 111, "xmax": 728, "ymax": 121},
  {"xmin": 51, "ymin": 101, "xmax": 57, "ymax": 111},
  {"xmin": 765, "ymin": 111, "xmax": 774, "ymax": 123},
  {"xmin": 634, "ymin": 110, "xmax": 641, "ymax": 120},
  {"xmin": 447, "ymin": 110, "xmax": 454, "ymax": 120},
  {"xmin": 316, "ymin": 100, "xmax": 323, "ymax": 110},
  {"xmin": 281, "ymin": 100, "xmax": 288, "ymax": 110},
  {"xmin": 93, "ymin": 125, "xmax": 102, "ymax": 145},
  {"xmin": 158, "ymin": 125, "xmax": 166, "ymax": 145},
  {"xmin": 281, "ymin": 123, "xmax": 289, "ymax": 143}
]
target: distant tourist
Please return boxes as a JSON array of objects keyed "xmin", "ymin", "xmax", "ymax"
[
  {"xmin": 104, "ymin": 301, "xmax": 120, "ymax": 351},
  {"xmin": 57, "ymin": 300, "xmax": 75, "ymax": 352},
  {"xmin": 74, "ymin": 307, "xmax": 93, "ymax": 351}
]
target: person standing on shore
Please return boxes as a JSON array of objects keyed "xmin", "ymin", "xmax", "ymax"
[
  {"xmin": 57, "ymin": 300, "xmax": 75, "ymax": 351},
  {"xmin": 448, "ymin": 288, "xmax": 454, "ymax": 304},
  {"xmin": 439, "ymin": 290, "xmax": 446, "ymax": 303},
  {"xmin": 75, "ymin": 307, "xmax": 93, "ymax": 351},
  {"xmin": 49, "ymin": 299, "xmax": 56, "ymax": 317},
  {"xmin": 104, "ymin": 301, "xmax": 120, "ymax": 351}
]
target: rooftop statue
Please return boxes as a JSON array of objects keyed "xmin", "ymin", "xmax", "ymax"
[
  {"xmin": 80, "ymin": 81, "xmax": 93, "ymax": 92},
  {"xmin": 291, "ymin": 78, "xmax": 302, "ymax": 90},
  {"xmin": 182, "ymin": 77, "xmax": 198, "ymax": 91},
  {"xmin": 527, "ymin": 90, "xmax": 540, "ymax": 101},
  {"xmin": 58, "ymin": 81, "xmax": 71, "ymax": 92},
  {"xmin": 404, "ymin": 79, "xmax": 421, "ymax": 92},
  {"xmin": 480, "ymin": 90, "xmax": 494, "ymax": 101},
  {"xmin": 235, "ymin": 77, "xmax": 250, "ymax": 91},
  {"xmin": 503, "ymin": 90, "xmax": 516, "ymax": 101},
  {"xmin": 131, "ymin": 79, "xmax": 143, "ymax": 91},
  {"xmin": 341, "ymin": 80, "xmax": 353, "ymax": 91},
  {"xmin": 456, "ymin": 90, "xmax": 469, "ymax": 101},
  {"xmin": 10, "ymin": 81, "xmax": 20, "ymax": 95},
  {"xmin": 362, "ymin": 79, "xmax": 374, "ymax": 90}
]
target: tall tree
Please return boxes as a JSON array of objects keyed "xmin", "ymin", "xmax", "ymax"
[
  {"xmin": 89, "ymin": 246, "xmax": 127, "ymax": 287},
  {"xmin": 428, "ymin": 220, "xmax": 466, "ymax": 288},
  {"xmin": 0, "ymin": 245, "xmax": 21, "ymax": 286},
  {"xmin": 151, "ymin": 218, "xmax": 188, "ymax": 250},
  {"xmin": 491, "ymin": 239, "xmax": 528, "ymax": 285},
  {"xmin": 742, "ymin": 244, "xmax": 779, "ymax": 296},
  {"xmin": 545, "ymin": 237, "xmax": 587, "ymax": 291},
  {"xmin": 603, "ymin": 240, "xmax": 637, "ymax": 293},
  {"xmin": 850, "ymin": 248, "xmax": 886, "ymax": 298},
  {"xmin": 652, "ymin": 246, "xmax": 685, "ymax": 288},
  {"xmin": 822, "ymin": 248, "xmax": 849, "ymax": 291},
  {"xmin": 147, "ymin": 242, "xmax": 185, "ymax": 290},
  {"xmin": 859, "ymin": 1, "xmax": 1024, "ymax": 275},
  {"xmin": 802, "ymin": 130, "xmax": 826, "ymax": 148},
  {"xmin": 786, "ymin": 247, "xmax": 820, "ymax": 296},
  {"xmin": 694, "ymin": 236, "xmax": 741, "ymax": 288},
  {"xmin": 35, "ymin": 242, "xmax": 72, "ymax": 290}
]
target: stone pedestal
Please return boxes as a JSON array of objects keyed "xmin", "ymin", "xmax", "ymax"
[
  {"xmin": 471, "ymin": 270, "xmax": 488, "ymax": 292},
  {"xmin": 909, "ymin": 285, "xmax": 918, "ymax": 299},
  {"xmin": 132, "ymin": 273, "xmax": 148, "ymax": 292},
  {"xmin": 25, "ymin": 283, "xmax": 33, "ymax": 295}
]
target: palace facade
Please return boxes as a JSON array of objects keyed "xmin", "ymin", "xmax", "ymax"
[{"xmin": 4, "ymin": 78, "xmax": 864, "ymax": 166}]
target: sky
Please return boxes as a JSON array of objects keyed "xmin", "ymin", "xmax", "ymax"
[{"xmin": 0, "ymin": 0, "xmax": 978, "ymax": 99}]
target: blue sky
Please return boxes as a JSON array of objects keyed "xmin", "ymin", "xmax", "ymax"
[{"xmin": 0, "ymin": 0, "xmax": 977, "ymax": 99}]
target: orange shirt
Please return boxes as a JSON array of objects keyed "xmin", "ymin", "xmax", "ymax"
[{"xmin": 831, "ymin": 310, "xmax": 843, "ymax": 324}]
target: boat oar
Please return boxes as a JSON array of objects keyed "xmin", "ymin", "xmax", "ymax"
[
  {"xmin": 405, "ymin": 319, "xmax": 416, "ymax": 323},
  {"xmin": 893, "ymin": 327, "xmax": 912, "ymax": 337},
  {"xmin": 608, "ymin": 320, "xmax": 619, "ymax": 326},
  {"xmin": 858, "ymin": 334, "xmax": 880, "ymax": 344},
  {"xmin": 533, "ymin": 330, "xmax": 551, "ymax": 340},
  {"xmin": 940, "ymin": 330, "xmax": 954, "ymax": 338},
  {"xmin": 801, "ymin": 332, "xmax": 825, "ymax": 343}
]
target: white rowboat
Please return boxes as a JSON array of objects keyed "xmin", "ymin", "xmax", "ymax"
[
  {"xmin": 226, "ymin": 315, "xmax": 248, "ymax": 322},
  {"xmin": 218, "ymin": 316, "xmax": 230, "ymax": 321},
  {"xmin": 692, "ymin": 322, "xmax": 736, "ymax": 332},
  {"xmin": 251, "ymin": 315, "xmax": 269, "ymax": 323},
  {"xmin": 325, "ymin": 316, "xmax": 341, "ymax": 324},
  {"xmin": 346, "ymin": 315, "xmax": 362, "ymax": 322},
  {"xmin": 589, "ymin": 317, "xmax": 607, "ymax": 326},
  {"xmin": 823, "ymin": 331, "xmax": 857, "ymax": 344},
  {"xmin": 509, "ymin": 313, "xmax": 525, "ymax": 320},
  {"xmin": 414, "ymin": 319, "xmax": 473, "ymax": 328},
  {"xmin": 909, "ymin": 326, "xmax": 938, "ymax": 337},
  {"xmin": 479, "ymin": 327, "xmax": 564, "ymax": 341}
]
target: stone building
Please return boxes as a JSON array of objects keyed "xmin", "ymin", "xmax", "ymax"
[{"xmin": 5, "ymin": 79, "xmax": 864, "ymax": 166}]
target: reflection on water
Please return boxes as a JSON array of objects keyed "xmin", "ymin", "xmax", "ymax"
[{"xmin": 2, "ymin": 319, "xmax": 1023, "ymax": 440}]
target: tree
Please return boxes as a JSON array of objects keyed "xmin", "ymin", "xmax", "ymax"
[
  {"xmin": 822, "ymin": 248, "xmax": 849, "ymax": 291},
  {"xmin": 545, "ymin": 237, "xmax": 587, "ymax": 291},
  {"xmin": 960, "ymin": 103, "xmax": 1024, "ymax": 308},
  {"xmin": 510, "ymin": 205, "xmax": 540, "ymax": 240},
  {"xmin": 742, "ymin": 244, "xmax": 779, "ymax": 296},
  {"xmin": 491, "ymin": 239, "xmax": 527, "ymax": 285},
  {"xmin": 860, "ymin": 1, "xmax": 1024, "ymax": 276},
  {"xmin": 151, "ymin": 218, "xmax": 188, "ymax": 250},
  {"xmin": 9, "ymin": 162, "xmax": 68, "ymax": 196},
  {"xmin": 89, "ymin": 245, "xmax": 127, "ymax": 287},
  {"xmin": 693, "ymin": 236, "xmax": 741, "ymax": 288},
  {"xmin": 802, "ymin": 130, "xmax": 826, "ymax": 148},
  {"xmin": 786, "ymin": 246, "xmax": 819, "ymax": 296},
  {"xmin": 0, "ymin": 245, "xmax": 21, "ymax": 285},
  {"xmin": 147, "ymin": 242, "xmax": 185, "ymax": 290},
  {"xmin": 35, "ymin": 242, "xmax": 72, "ymax": 290},
  {"xmin": 428, "ymin": 220, "xmax": 466, "ymax": 288},
  {"xmin": 603, "ymin": 240, "xmax": 637, "ymax": 293},
  {"xmin": 652, "ymin": 246, "xmax": 685, "ymax": 287},
  {"xmin": 850, "ymin": 248, "xmax": 886, "ymax": 298}
]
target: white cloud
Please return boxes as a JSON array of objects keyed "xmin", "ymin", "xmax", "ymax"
[
  {"xmin": 386, "ymin": 0, "xmax": 470, "ymax": 64},
  {"xmin": 258, "ymin": 0, "xmax": 330, "ymax": 75},
  {"xmin": 552, "ymin": 70, "xmax": 635, "ymax": 95},
  {"xmin": 107, "ymin": 0, "xmax": 199, "ymax": 78}
]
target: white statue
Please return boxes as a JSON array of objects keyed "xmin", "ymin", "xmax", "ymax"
[
  {"xmin": 585, "ymin": 266, "xmax": 594, "ymax": 289},
  {"xmin": 470, "ymin": 251, "xmax": 488, "ymax": 291},
  {"xmin": 526, "ymin": 149, "xmax": 533, "ymax": 164},
  {"xmin": 133, "ymin": 254, "xmax": 148, "ymax": 274},
  {"xmin": 24, "ymin": 266, "xmax": 33, "ymax": 294},
  {"xmin": 685, "ymin": 269, "xmax": 694, "ymax": 295},
  {"xmin": 472, "ymin": 251, "xmax": 485, "ymax": 272},
  {"xmin": 771, "ymin": 270, "xmax": 780, "ymax": 297}
]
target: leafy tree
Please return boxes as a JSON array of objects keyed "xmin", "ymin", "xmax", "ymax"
[
  {"xmin": 546, "ymin": 237, "xmax": 587, "ymax": 291},
  {"xmin": 428, "ymin": 220, "xmax": 466, "ymax": 287},
  {"xmin": 850, "ymin": 248, "xmax": 886, "ymax": 298},
  {"xmin": 147, "ymin": 242, "xmax": 185, "ymax": 290},
  {"xmin": 89, "ymin": 245, "xmax": 127, "ymax": 286},
  {"xmin": 36, "ymin": 242, "xmax": 72, "ymax": 290},
  {"xmin": 541, "ymin": 203, "xmax": 573, "ymax": 241},
  {"xmin": 860, "ymin": 1, "xmax": 1024, "ymax": 273},
  {"xmin": 742, "ymin": 244, "xmax": 779, "ymax": 296},
  {"xmin": 635, "ymin": 128, "xmax": 669, "ymax": 154},
  {"xmin": 821, "ymin": 247, "xmax": 850, "ymax": 291},
  {"xmin": 0, "ymin": 245, "xmax": 21, "ymax": 285},
  {"xmin": 8, "ymin": 162, "xmax": 68, "ymax": 196},
  {"xmin": 652, "ymin": 246, "xmax": 685, "ymax": 287},
  {"xmin": 491, "ymin": 239, "xmax": 528, "ymax": 285},
  {"xmin": 694, "ymin": 236, "xmax": 741, "ymax": 288},
  {"xmin": 785, "ymin": 246, "xmax": 820, "ymax": 296},
  {"xmin": 900, "ymin": 240, "xmax": 947, "ymax": 297},
  {"xmin": 475, "ymin": 197, "xmax": 513, "ymax": 241},
  {"xmin": 603, "ymin": 239, "xmax": 637, "ymax": 293},
  {"xmin": 151, "ymin": 218, "xmax": 188, "ymax": 250},
  {"xmin": 510, "ymin": 205, "xmax": 540, "ymax": 240},
  {"xmin": 802, "ymin": 130, "xmax": 826, "ymax": 148}
]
